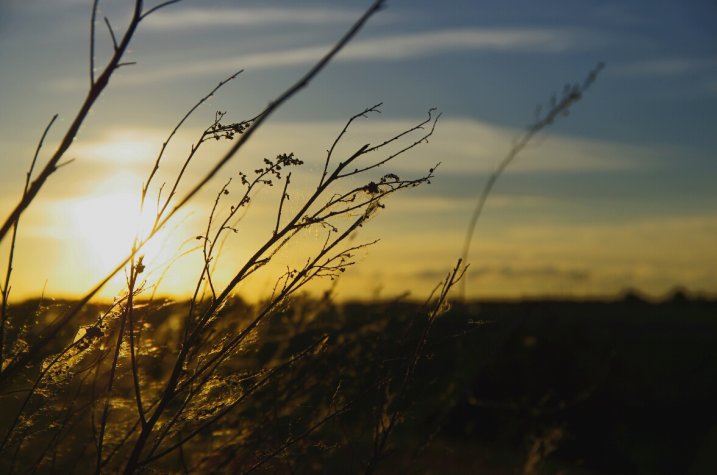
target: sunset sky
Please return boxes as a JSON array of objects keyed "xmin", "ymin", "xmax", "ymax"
[{"xmin": 1, "ymin": 0, "xmax": 716, "ymax": 301}]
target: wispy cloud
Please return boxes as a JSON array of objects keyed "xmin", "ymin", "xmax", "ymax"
[
  {"xmin": 379, "ymin": 194, "xmax": 557, "ymax": 214},
  {"xmin": 416, "ymin": 265, "xmax": 591, "ymax": 282},
  {"xmin": 248, "ymin": 118, "xmax": 648, "ymax": 175},
  {"xmin": 359, "ymin": 214, "xmax": 717, "ymax": 298},
  {"xmin": 75, "ymin": 117, "xmax": 647, "ymax": 178},
  {"xmin": 338, "ymin": 27, "xmax": 583, "ymax": 59},
  {"xmin": 414, "ymin": 118, "xmax": 649, "ymax": 174},
  {"xmin": 52, "ymin": 117, "xmax": 649, "ymax": 213},
  {"xmin": 52, "ymin": 27, "xmax": 588, "ymax": 90},
  {"xmin": 612, "ymin": 58, "xmax": 717, "ymax": 77},
  {"xmin": 141, "ymin": 7, "xmax": 374, "ymax": 30},
  {"xmin": 71, "ymin": 129, "xmax": 165, "ymax": 165}
]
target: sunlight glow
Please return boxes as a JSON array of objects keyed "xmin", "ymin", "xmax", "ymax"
[
  {"xmin": 74, "ymin": 130, "xmax": 159, "ymax": 164},
  {"xmin": 64, "ymin": 191, "xmax": 171, "ymax": 271},
  {"xmin": 68, "ymin": 193, "xmax": 151, "ymax": 265}
]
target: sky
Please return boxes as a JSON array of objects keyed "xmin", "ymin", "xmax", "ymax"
[{"xmin": 0, "ymin": 0, "xmax": 716, "ymax": 302}]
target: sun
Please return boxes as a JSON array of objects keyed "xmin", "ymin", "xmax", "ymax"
[{"xmin": 64, "ymin": 190, "xmax": 171, "ymax": 271}]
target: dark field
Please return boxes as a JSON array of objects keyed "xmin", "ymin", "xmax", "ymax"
[
  {"xmin": 415, "ymin": 294, "xmax": 717, "ymax": 474},
  {"xmin": 2, "ymin": 293, "xmax": 715, "ymax": 474}
]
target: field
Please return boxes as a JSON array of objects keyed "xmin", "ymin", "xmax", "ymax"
[
  {"xmin": 2, "ymin": 293, "xmax": 715, "ymax": 473},
  {"xmin": 2, "ymin": 1, "xmax": 715, "ymax": 473}
]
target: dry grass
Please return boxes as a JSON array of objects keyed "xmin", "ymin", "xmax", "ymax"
[{"xmin": 0, "ymin": 2, "xmax": 468, "ymax": 473}]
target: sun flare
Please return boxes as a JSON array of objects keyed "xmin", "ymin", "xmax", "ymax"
[{"xmin": 64, "ymin": 191, "xmax": 173, "ymax": 271}]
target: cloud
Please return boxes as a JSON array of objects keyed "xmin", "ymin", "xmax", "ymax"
[
  {"xmin": 141, "ymin": 7, "xmax": 373, "ymax": 30},
  {"xmin": 416, "ymin": 265, "xmax": 591, "ymax": 282},
  {"xmin": 70, "ymin": 129, "xmax": 166, "ymax": 165},
  {"xmin": 242, "ymin": 117, "xmax": 648, "ymax": 175},
  {"xmin": 612, "ymin": 58, "xmax": 717, "ymax": 77},
  {"xmin": 337, "ymin": 27, "xmax": 583, "ymax": 59},
  {"xmin": 375, "ymin": 194, "xmax": 556, "ymax": 214},
  {"xmin": 52, "ymin": 27, "xmax": 588, "ymax": 90},
  {"xmin": 370, "ymin": 214, "xmax": 717, "ymax": 298},
  {"xmin": 32, "ymin": 116, "xmax": 650, "ymax": 217},
  {"xmin": 475, "ymin": 265, "xmax": 591, "ymax": 281},
  {"xmin": 417, "ymin": 118, "xmax": 650, "ymax": 174},
  {"xmin": 66, "ymin": 117, "xmax": 649, "ymax": 187}
]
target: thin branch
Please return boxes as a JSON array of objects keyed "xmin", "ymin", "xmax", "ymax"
[
  {"xmin": 364, "ymin": 107, "xmax": 436, "ymax": 154},
  {"xmin": 242, "ymin": 404, "xmax": 351, "ymax": 475},
  {"xmin": 139, "ymin": 340, "xmax": 323, "ymax": 466},
  {"xmin": 90, "ymin": 0, "xmax": 99, "ymax": 85},
  {"xmin": 0, "ymin": 335, "xmax": 88, "ymax": 453},
  {"xmin": 0, "ymin": 43, "xmax": 236, "ymax": 390},
  {"xmin": 337, "ymin": 109, "xmax": 440, "ymax": 178},
  {"xmin": 459, "ymin": 62, "xmax": 604, "ymax": 298},
  {"xmin": 0, "ymin": 113, "xmax": 57, "ymax": 375},
  {"xmin": 96, "ymin": 289, "xmax": 136, "ymax": 472},
  {"xmin": 0, "ymin": 0, "xmax": 147, "ymax": 244},
  {"xmin": 104, "ymin": 17, "xmax": 118, "ymax": 51},
  {"xmin": 366, "ymin": 259, "xmax": 465, "ymax": 474},
  {"xmin": 181, "ymin": 214, "xmax": 373, "ymax": 394},
  {"xmin": 127, "ymin": 260, "xmax": 147, "ymax": 426},
  {"xmin": 139, "ymin": 0, "xmax": 183, "ymax": 20},
  {"xmin": 199, "ymin": 179, "xmax": 233, "ymax": 303},
  {"xmin": 0, "ymin": 0, "xmax": 386, "ymax": 387},
  {"xmin": 185, "ymin": 111, "xmax": 436, "ymax": 353},
  {"xmin": 121, "ymin": 3, "xmax": 387, "ymax": 471},
  {"xmin": 274, "ymin": 172, "xmax": 291, "ymax": 235},
  {"xmin": 163, "ymin": 0, "xmax": 387, "ymax": 227},
  {"xmin": 55, "ymin": 157, "xmax": 76, "ymax": 170},
  {"xmin": 142, "ymin": 69, "xmax": 243, "ymax": 206},
  {"xmin": 320, "ymin": 103, "xmax": 382, "ymax": 187}
]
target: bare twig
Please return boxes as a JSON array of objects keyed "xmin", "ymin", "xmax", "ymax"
[
  {"xmin": 366, "ymin": 259, "xmax": 466, "ymax": 474},
  {"xmin": 160, "ymin": 0, "xmax": 388, "ymax": 228},
  {"xmin": 0, "ymin": 0, "xmax": 388, "ymax": 387},
  {"xmin": 140, "ymin": 0, "xmax": 183, "ymax": 20},
  {"xmin": 0, "ymin": 113, "xmax": 57, "ymax": 374},
  {"xmin": 459, "ymin": 62, "xmax": 604, "ymax": 298},
  {"xmin": 0, "ymin": 0, "xmax": 156, "ymax": 244},
  {"xmin": 320, "ymin": 103, "xmax": 382, "ymax": 187},
  {"xmin": 142, "ymin": 69, "xmax": 244, "ymax": 207},
  {"xmin": 90, "ymin": 0, "xmax": 99, "ymax": 85},
  {"xmin": 0, "ymin": 334, "xmax": 90, "ymax": 453},
  {"xmin": 127, "ymin": 259, "xmax": 147, "ymax": 426},
  {"xmin": 140, "ymin": 339, "xmax": 324, "ymax": 466},
  {"xmin": 0, "ymin": 3, "xmax": 452, "ymax": 473},
  {"xmin": 274, "ymin": 172, "xmax": 291, "ymax": 235},
  {"xmin": 96, "ymin": 285, "xmax": 142, "ymax": 472},
  {"xmin": 104, "ymin": 17, "xmax": 118, "ymax": 51},
  {"xmin": 120, "ymin": 3, "xmax": 387, "ymax": 472}
]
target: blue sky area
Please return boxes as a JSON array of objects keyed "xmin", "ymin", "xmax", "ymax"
[{"xmin": 0, "ymin": 0, "xmax": 715, "ymax": 300}]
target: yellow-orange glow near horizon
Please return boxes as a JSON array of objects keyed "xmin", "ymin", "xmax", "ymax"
[{"xmin": 74, "ymin": 130, "xmax": 161, "ymax": 165}]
